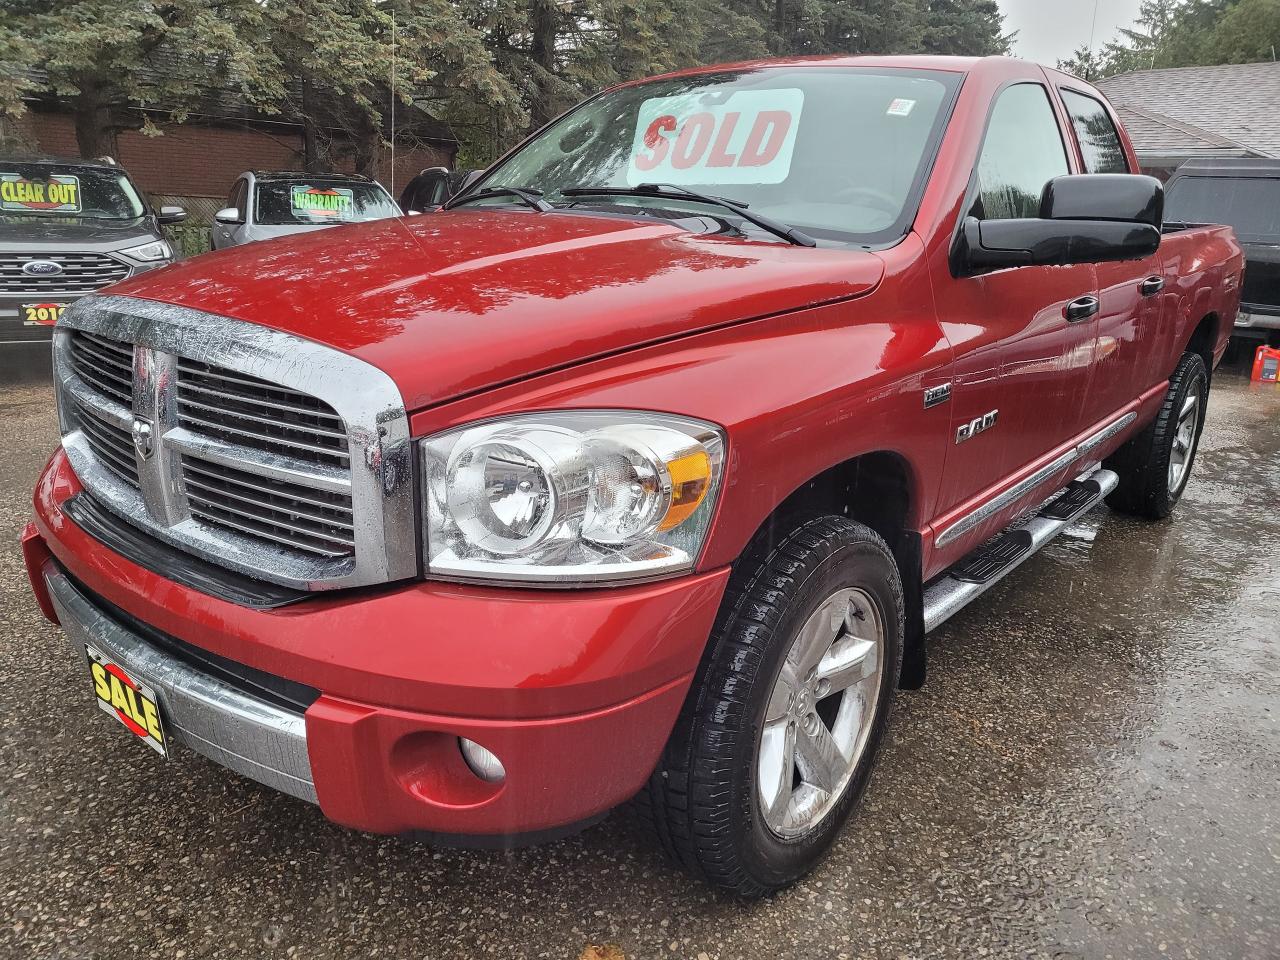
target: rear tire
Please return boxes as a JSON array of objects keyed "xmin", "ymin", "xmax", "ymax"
[
  {"xmin": 638, "ymin": 516, "xmax": 903, "ymax": 897},
  {"xmin": 1105, "ymin": 351, "xmax": 1208, "ymax": 519}
]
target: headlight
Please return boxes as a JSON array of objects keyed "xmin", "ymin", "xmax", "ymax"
[
  {"xmin": 119, "ymin": 240, "xmax": 172, "ymax": 263},
  {"xmin": 421, "ymin": 411, "xmax": 726, "ymax": 585}
]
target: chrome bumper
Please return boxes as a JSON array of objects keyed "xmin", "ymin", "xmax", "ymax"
[{"xmin": 44, "ymin": 566, "xmax": 317, "ymax": 803}]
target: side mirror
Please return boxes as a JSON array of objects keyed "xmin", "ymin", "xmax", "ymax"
[
  {"xmin": 954, "ymin": 174, "xmax": 1163, "ymax": 276},
  {"xmin": 1041, "ymin": 174, "xmax": 1164, "ymax": 227},
  {"xmin": 214, "ymin": 207, "xmax": 243, "ymax": 225},
  {"xmin": 157, "ymin": 205, "xmax": 187, "ymax": 225}
]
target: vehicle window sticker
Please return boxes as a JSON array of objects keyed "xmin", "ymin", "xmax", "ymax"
[
  {"xmin": 290, "ymin": 184, "xmax": 355, "ymax": 221},
  {"xmin": 886, "ymin": 98, "xmax": 916, "ymax": 117},
  {"xmin": 0, "ymin": 173, "xmax": 82, "ymax": 213},
  {"xmin": 628, "ymin": 88, "xmax": 805, "ymax": 187}
]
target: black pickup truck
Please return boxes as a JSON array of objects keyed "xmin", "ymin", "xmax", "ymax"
[{"xmin": 1165, "ymin": 158, "xmax": 1280, "ymax": 345}]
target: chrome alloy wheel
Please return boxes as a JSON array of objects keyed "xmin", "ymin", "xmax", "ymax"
[
  {"xmin": 757, "ymin": 587, "xmax": 885, "ymax": 838},
  {"xmin": 1168, "ymin": 387, "xmax": 1203, "ymax": 495}
]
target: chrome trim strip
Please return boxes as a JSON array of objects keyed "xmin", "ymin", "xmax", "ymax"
[
  {"xmin": 1076, "ymin": 412, "xmax": 1137, "ymax": 456},
  {"xmin": 56, "ymin": 295, "xmax": 415, "ymax": 590},
  {"xmin": 936, "ymin": 449, "xmax": 1077, "ymax": 547},
  {"xmin": 934, "ymin": 411, "xmax": 1138, "ymax": 548},
  {"xmin": 45, "ymin": 566, "xmax": 317, "ymax": 804},
  {"xmin": 924, "ymin": 468, "xmax": 1118, "ymax": 632}
]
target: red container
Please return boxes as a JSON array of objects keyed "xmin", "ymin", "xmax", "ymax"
[{"xmin": 1253, "ymin": 345, "xmax": 1280, "ymax": 383}]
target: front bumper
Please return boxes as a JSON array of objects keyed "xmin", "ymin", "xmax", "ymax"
[{"xmin": 26, "ymin": 448, "xmax": 730, "ymax": 837}]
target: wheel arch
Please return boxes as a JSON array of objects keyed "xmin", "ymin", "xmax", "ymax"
[
  {"xmin": 1186, "ymin": 312, "xmax": 1219, "ymax": 375},
  {"xmin": 733, "ymin": 449, "xmax": 927, "ymax": 689}
]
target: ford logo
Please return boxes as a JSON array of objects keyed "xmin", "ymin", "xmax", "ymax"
[{"xmin": 22, "ymin": 260, "xmax": 63, "ymax": 277}]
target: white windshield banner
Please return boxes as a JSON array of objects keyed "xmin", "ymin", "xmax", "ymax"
[{"xmin": 627, "ymin": 89, "xmax": 805, "ymax": 187}]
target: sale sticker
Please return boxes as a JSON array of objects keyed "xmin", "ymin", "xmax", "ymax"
[
  {"xmin": 0, "ymin": 173, "xmax": 81, "ymax": 214},
  {"xmin": 886, "ymin": 98, "xmax": 916, "ymax": 117},
  {"xmin": 290, "ymin": 184, "xmax": 354, "ymax": 220},
  {"xmin": 628, "ymin": 89, "xmax": 805, "ymax": 187}
]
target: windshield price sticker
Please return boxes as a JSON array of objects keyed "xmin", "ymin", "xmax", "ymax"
[
  {"xmin": 291, "ymin": 185, "xmax": 355, "ymax": 220},
  {"xmin": 628, "ymin": 89, "xmax": 805, "ymax": 186},
  {"xmin": 0, "ymin": 173, "xmax": 81, "ymax": 213}
]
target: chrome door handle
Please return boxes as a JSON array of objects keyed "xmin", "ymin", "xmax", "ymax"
[
  {"xmin": 1064, "ymin": 295, "xmax": 1100, "ymax": 322},
  {"xmin": 1140, "ymin": 276, "xmax": 1165, "ymax": 297}
]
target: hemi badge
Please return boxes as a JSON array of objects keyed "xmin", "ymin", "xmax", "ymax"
[{"xmin": 923, "ymin": 383, "xmax": 952, "ymax": 409}]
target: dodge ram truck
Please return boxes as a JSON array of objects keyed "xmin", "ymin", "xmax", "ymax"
[{"xmin": 22, "ymin": 56, "xmax": 1242, "ymax": 896}]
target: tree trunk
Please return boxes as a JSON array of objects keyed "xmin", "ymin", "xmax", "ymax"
[
  {"xmin": 300, "ymin": 77, "xmax": 324, "ymax": 172},
  {"xmin": 528, "ymin": 0, "xmax": 560, "ymax": 129},
  {"xmin": 73, "ymin": 85, "xmax": 119, "ymax": 160}
]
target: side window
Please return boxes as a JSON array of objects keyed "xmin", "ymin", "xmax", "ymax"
[
  {"xmin": 1061, "ymin": 89, "xmax": 1129, "ymax": 174},
  {"xmin": 973, "ymin": 84, "xmax": 1070, "ymax": 220}
]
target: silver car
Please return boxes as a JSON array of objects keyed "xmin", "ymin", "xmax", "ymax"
[{"xmin": 212, "ymin": 171, "xmax": 402, "ymax": 249}]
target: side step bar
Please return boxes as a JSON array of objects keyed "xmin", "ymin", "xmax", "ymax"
[{"xmin": 922, "ymin": 468, "xmax": 1118, "ymax": 633}]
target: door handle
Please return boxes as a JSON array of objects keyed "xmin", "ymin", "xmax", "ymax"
[
  {"xmin": 1064, "ymin": 295, "xmax": 1100, "ymax": 322},
  {"xmin": 1140, "ymin": 276, "xmax": 1165, "ymax": 297}
]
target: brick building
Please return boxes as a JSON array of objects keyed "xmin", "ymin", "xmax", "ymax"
[{"xmin": 9, "ymin": 65, "xmax": 460, "ymax": 214}]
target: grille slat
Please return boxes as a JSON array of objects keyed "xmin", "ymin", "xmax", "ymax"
[
  {"xmin": 182, "ymin": 459, "xmax": 353, "ymax": 516},
  {"xmin": 77, "ymin": 406, "xmax": 139, "ymax": 486},
  {"xmin": 69, "ymin": 331, "xmax": 134, "ymax": 409}
]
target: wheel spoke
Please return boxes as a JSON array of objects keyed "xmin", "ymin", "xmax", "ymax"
[
  {"xmin": 791, "ymin": 597, "xmax": 843, "ymax": 673},
  {"xmin": 816, "ymin": 636, "xmax": 878, "ymax": 694},
  {"xmin": 796, "ymin": 719, "xmax": 848, "ymax": 793},
  {"xmin": 1180, "ymin": 392, "xmax": 1198, "ymax": 420},
  {"xmin": 758, "ymin": 719, "xmax": 797, "ymax": 819},
  {"xmin": 765, "ymin": 662, "xmax": 798, "ymax": 724}
]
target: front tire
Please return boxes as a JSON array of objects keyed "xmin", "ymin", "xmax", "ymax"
[
  {"xmin": 1105, "ymin": 351, "xmax": 1208, "ymax": 519},
  {"xmin": 639, "ymin": 516, "xmax": 904, "ymax": 897}
]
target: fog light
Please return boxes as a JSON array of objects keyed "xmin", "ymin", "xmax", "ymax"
[{"xmin": 459, "ymin": 737, "xmax": 506, "ymax": 783}]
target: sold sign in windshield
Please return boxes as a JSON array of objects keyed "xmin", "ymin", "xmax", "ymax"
[{"xmin": 628, "ymin": 89, "xmax": 805, "ymax": 187}]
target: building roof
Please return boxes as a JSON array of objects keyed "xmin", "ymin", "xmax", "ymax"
[{"xmin": 1097, "ymin": 61, "xmax": 1280, "ymax": 160}]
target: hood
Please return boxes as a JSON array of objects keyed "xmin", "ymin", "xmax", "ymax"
[
  {"xmin": 0, "ymin": 216, "xmax": 157, "ymax": 248},
  {"xmin": 106, "ymin": 209, "xmax": 885, "ymax": 411}
]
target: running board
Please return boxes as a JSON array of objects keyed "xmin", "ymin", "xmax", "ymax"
[{"xmin": 922, "ymin": 468, "xmax": 1118, "ymax": 633}]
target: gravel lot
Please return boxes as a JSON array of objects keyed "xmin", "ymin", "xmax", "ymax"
[{"xmin": 1, "ymin": 346, "xmax": 1277, "ymax": 960}]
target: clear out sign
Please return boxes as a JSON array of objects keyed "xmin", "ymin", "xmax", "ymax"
[{"xmin": 627, "ymin": 89, "xmax": 805, "ymax": 187}]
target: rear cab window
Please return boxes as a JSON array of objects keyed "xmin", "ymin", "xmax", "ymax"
[
  {"xmin": 1059, "ymin": 88, "xmax": 1129, "ymax": 174},
  {"xmin": 1165, "ymin": 176, "xmax": 1280, "ymax": 242}
]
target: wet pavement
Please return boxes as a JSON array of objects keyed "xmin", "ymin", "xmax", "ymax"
[{"xmin": 1, "ymin": 346, "xmax": 1277, "ymax": 960}]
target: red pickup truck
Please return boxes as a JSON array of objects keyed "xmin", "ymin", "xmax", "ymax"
[{"xmin": 23, "ymin": 55, "xmax": 1242, "ymax": 896}]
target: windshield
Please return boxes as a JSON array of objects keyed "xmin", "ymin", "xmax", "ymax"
[
  {"xmin": 1165, "ymin": 175, "xmax": 1280, "ymax": 242},
  {"xmin": 475, "ymin": 66, "xmax": 961, "ymax": 245},
  {"xmin": 0, "ymin": 164, "xmax": 146, "ymax": 221},
  {"xmin": 255, "ymin": 179, "xmax": 401, "ymax": 226}
]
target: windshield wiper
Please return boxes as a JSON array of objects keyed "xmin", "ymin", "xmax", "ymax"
[
  {"xmin": 445, "ymin": 186, "xmax": 551, "ymax": 212},
  {"xmin": 561, "ymin": 183, "xmax": 817, "ymax": 247}
]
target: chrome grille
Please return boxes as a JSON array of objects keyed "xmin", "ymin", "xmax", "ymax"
[
  {"xmin": 69, "ymin": 331, "xmax": 134, "ymax": 407},
  {"xmin": 53, "ymin": 294, "xmax": 415, "ymax": 591},
  {"xmin": 176, "ymin": 360, "xmax": 349, "ymax": 469},
  {"xmin": 77, "ymin": 405, "xmax": 139, "ymax": 487},
  {"xmin": 1, "ymin": 253, "xmax": 130, "ymax": 295},
  {"xmin": 182, "ymin": 458, "xmax": 355, "ymax": 558}
]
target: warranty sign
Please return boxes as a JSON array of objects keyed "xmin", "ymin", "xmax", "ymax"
[
  {"xmin": 1, "ymin": 173, "xmax": 81, "ymax": 213},
  {"xmin": 290, "ymin": 185, "xmax": 354, "ymax": 220}
]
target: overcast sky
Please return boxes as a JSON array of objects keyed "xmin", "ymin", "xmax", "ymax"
[{"xmin": 997, "ymin": 0, "xmax": 1144, "ymax": 65}]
